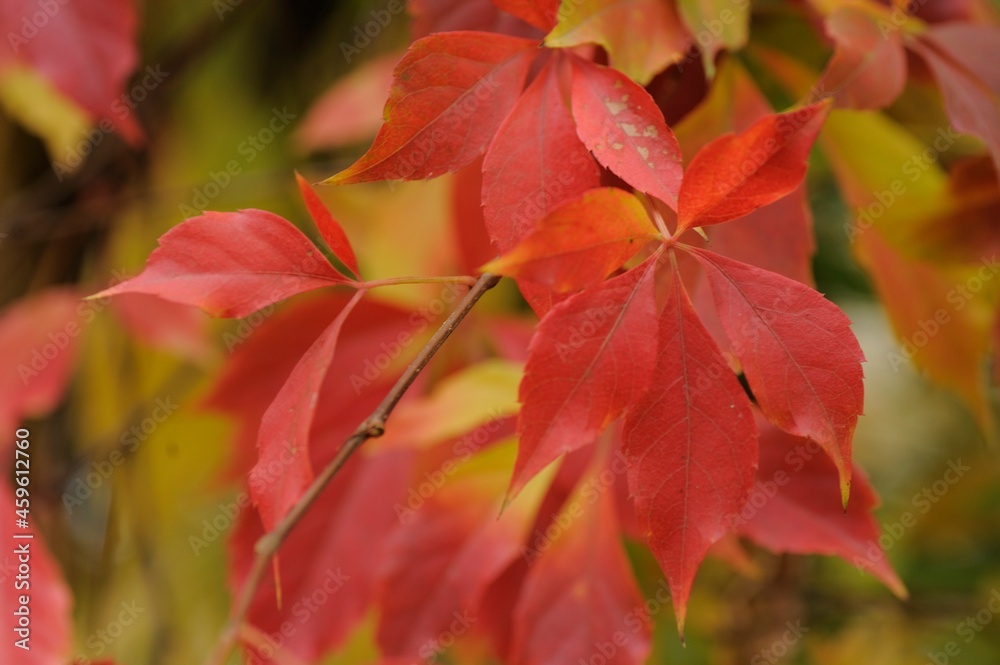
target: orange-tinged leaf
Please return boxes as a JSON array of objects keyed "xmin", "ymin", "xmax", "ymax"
[
  {"xmin": 915, "ymin": 157, "xmax": 1000, "ymax": 263},
  {"xmin": 94, "ymin": 209, "xmax": 349, "ymax": 318},
  {"xmin": 545, "ymin": 0, "xmax": 691, "ymax": 85},
  {"xmin": 911, "ymin": 23, "xmax": 1000, "ymax": 174},
  {"xmin": 483, "ymin": 187, "xmax": 658, "ymax": 292},
  {"xmin": 855, "ymin": 228, "xmax": 994, "ymax": 429},
  {"xmin": 621, "ymin": 259, "xmax": 757, "ymax": 634},
  {"xmin": 690, "ymin": 248, "xmax": 864, "ymax": 502},
  {"xmin": 326, "ymin": 32, "xmax": 538, "ymax": 184},
  {"xmin": 570, "ymin": 56, "xmax": 684, "ymax": 208},
  {"xmin": 510, "ymin": 462, "xmax": 651, "ymax": 665},
  {"xmin": 511, "ymin": 257, "xmax": 659, "ymax": 496},
  {"xmin": 676, "ymin": 101, "xmax": 831, "ymax": 231},
  {"xmin": 250, "ymin": 291, "xmax": 364, "ymax": 530},
  {"xmin": 817, "ymin": 6, "xmax": 907, "ymax": 110},
  {"xmin": 294, "ymin": 172, "xmax": 360, "ymax": 277},
  {"xmin": 738, "ymin": 421, "xmax": 907, "ymax": 599}
]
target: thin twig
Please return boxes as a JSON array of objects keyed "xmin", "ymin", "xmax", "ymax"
[{"xmin": 205, "ymin": 272, "xmax": 502, "ymax": 665}]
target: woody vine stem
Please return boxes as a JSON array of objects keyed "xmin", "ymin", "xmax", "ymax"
[{"xmin": 206, "ymin": 272, "xmax": 502, "ymax": 665}]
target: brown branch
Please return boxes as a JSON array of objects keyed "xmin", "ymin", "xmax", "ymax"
[{"xmin": 206, "ymin": 272, "xmax": 502, "ymax": 665}]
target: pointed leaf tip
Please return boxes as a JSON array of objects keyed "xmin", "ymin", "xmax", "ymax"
[{"xmin": 294, "ymin": 171, "xmax": 360, "ymax": 277}]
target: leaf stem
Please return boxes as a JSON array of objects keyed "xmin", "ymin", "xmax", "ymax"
[
  {"xmin": 204, "ymin": 272, "xmax": 502, "ymax": 665},
  {"xmin": 355, "ymin": 275, "xmax": 479, "ymax": 289}
]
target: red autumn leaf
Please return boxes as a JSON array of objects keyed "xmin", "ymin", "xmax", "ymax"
[
  {"xmin": 737, "ymin": 421, "xmax": 907, "ymax": 598},
  {"xmin": 511, "ymin": 257, "xmax": 658, "ymax": 496},
  {"xmin": 690, "ymin": 248, "xmax": 864, "ymax": 502},
  {"xmin": 295, "ymin": 52, "xmax": 398, "ymax": 152},
  {"xmin": 482, "ymin": 55, "xmax": 601, "ymax": 255},
  {"xmin": 326, "ymin": 32, "xmax": 538, "ymax": 184},
  {"xmin": 676, "ymin": 102, "xmax": 831, "ymax": 231},
  {"xmin": 376, "ymin": 446, "xmax": 545, "ymax": 658},
  {"xmin": 94, "ymin": 209, "xmax": 349, "ymax": 318},
  {"xmin": 911, "ymin": 23, "xmax": 1000, "ymax": 174},
  {"xmin": 0, "ymin": 288, "xmax": 81, "ymax": 456},
  {"xmin": 621, "ymin": 259, "xmax": 757, "ymax": 634},
  {"xmin": 249, "ymin": 291, "xmax": 364, "ymax": 530},
  {"xmin": 510, "ymin": 462, "xmax": 651, "ymax": 665},
  {"xmin": 483, "ymin": 187, "xmax": 658, "ymax": 292},
  {"xmin": 0, "ymin": 0, "xmax": 141, "ymax": 142},
  {"xmin": 545, "ymin": 0, "xmax": 691, "ymax": 85},
  {"xmin": 294, "ymin": 172, "xmax": 360, "ymax": 277},
  {"xmin": 232, "ymin": 448, "xmax": 416, "ymax": 664},
  {"xmin": 1, "ymin": 479, "xmax": 73, "ymax": 665},
  {"xmin": 570, "ymin": 57, "xmax": 684, "ymax": 208},
  {"xmin": 492, "ymin": 0, "xmax": 559, "ymax": 30},
  {"xmin": 816, "ymin": 6, "xmax": 907, "ymax": 111}
]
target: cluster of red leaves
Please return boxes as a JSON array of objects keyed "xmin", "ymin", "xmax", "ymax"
[{"xmin": 5, "ymin": 0, "xmax": 1000, "ymax": 664}]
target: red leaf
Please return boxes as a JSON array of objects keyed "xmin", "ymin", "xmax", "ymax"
[
  {"xmin": 0, "ymin": 0, "xmax": 141, "ymax": 142},
  {"xmin": 912, "ymin": 23, "xmax": 1000, "ymax": 174},
  {"xmin": 1, "ymin": 479, "xmax": 73, "ymax": 664},
  {"xmin": 0, "ymin": 289, "xmax": 80, "ymax": 454},
  {"xmin": 492, "ymin": 0, "xmax": 559, "ymax": 30},
  {"xmin": 483, "ymin": 55, "xmax": 600, "ymax": 255},
  {"xmin": 690, "ymin": 248, "xmax": 864, "ymax": 502},
  {"xmin": 737, "ymin": 422, "xmax": 907, "ymax": 598},
  {"xmin": 676, "ymin": 102, "xmax": 830, "ymax": 231},
  {"xmin": 232, "ymin": 448, "xmax": 416, "ymax": 663},
  {"xmin": 294, "ymin": 172, "xmax": 360, "ymax": 277},
  {"xmin": 95, "ymin": 210, "xmax": 349, "ymax": 318},
  {"xmin": 409, "ymin": 0, "xmax": 539, "ymax": 39},
  {"xmin": 327, "ymin": 32, "xmax": 538, "ymax": 184},
  {"xmin": 484, "ymin": 187, "xmax": 658, "ymax": 292},
  {"xmin": 621, "ymin": 260, "xmax": 757, "ymax": 634},
  {"xmin": 510, "ymin": 462, "xmax": 651, "ymax": 665},
  {"xmin": 250, "ymin": 290, "xmax": 364, "ymax": 530},
  {"xmin": 817, "ymin": 7, "xmax": 906, "ymax": 110},
  {"xmin": 511, "ymin": 257, "xmax": 658, "ymax": 496},
  {"xmin": 377, "ymin": 445, "xmax": 546, "ymax": 658},
  {"xmin": 571, "ymin": 57, "xmax": 684, "ymax": 208}
]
